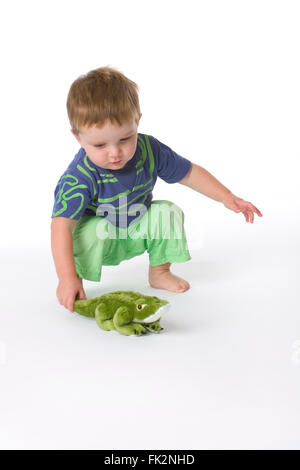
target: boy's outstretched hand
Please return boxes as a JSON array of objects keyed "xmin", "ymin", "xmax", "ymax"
[
  {"xmin": 222, "ymin": 192, "xmax": 263, "ymax": 223},
  {"xmin": 56, "ymin": 277, "xmax": 87, "ymax": 312}
]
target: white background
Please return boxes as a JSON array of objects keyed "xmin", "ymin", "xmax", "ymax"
[{"xmin": 1, "ymin": 0, "xmax": 300, "ymax": 450}]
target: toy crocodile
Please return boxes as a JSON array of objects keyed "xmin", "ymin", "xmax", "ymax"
[{"xmin": 73, "ymin": 290, "xmax": 170, "ymax": 336}]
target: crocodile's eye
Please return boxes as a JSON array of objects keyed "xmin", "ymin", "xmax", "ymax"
[{"xmin": 136, "ymin": 304, "xmax": 146, "ymax": 310}]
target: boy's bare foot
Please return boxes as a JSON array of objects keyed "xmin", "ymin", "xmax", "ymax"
[{"xmin": 149, "ymin": 262, "xmax": 190, "ymax": 293}]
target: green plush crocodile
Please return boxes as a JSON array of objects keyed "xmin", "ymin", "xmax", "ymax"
[{"xmin": 73, "ymin": 291, "xmax": 170, "ymax": 336}]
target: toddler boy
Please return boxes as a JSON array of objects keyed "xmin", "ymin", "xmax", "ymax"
[{"xmin": 51, "ymin": 66, "xmax": 262, "ymax": 312}]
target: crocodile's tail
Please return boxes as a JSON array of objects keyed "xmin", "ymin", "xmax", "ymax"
[{"xmin": 73, "ymin": 297, "xmax": 102, "ymax": 318}]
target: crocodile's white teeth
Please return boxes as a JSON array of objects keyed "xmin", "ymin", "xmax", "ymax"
[{"xmin": 133, "ymin": 304, "xmax": 170, "ymax": 324}]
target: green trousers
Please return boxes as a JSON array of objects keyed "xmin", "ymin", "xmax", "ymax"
[{"xmin": 72, "ymin": 199, "xmax": 191, "ymax": 282}]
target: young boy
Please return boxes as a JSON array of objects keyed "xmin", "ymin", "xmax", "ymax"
[{"xmin": 51, "ymin": 66, "xmax": 262, "ymax": 312}]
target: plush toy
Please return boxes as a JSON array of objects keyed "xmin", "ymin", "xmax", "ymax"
[{"xmin": 73, "ymin": 290, "xmax": 170, "ymax": 336}]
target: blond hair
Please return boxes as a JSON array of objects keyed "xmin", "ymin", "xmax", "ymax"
[{"xmin": 67, "ymin": 65, "xmax": 142, "ymax": 135}]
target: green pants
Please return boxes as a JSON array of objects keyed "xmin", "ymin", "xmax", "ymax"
[{"xmin": 72, "ymin": 199, "xmax": 191, "ymax": 282}]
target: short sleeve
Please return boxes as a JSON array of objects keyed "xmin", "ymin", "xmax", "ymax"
[
  {"xmin": 149, "ymin": 135, "xmax": 192, "ymax": 184},
  {"xmin": 51, "ymin": 171, "xmax": 92, "ymax": 220}
]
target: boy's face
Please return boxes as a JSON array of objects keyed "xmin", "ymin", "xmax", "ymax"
[{"xmin": 73, "ymin": 117, "xmax": 140, "ymax": 170}]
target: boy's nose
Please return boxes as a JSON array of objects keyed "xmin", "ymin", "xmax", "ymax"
[{"xmin": 108, "ymin": 146, "xmax": 121, "ymax": 158}]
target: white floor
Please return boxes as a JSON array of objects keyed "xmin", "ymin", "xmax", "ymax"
[{"xmin": 1, "ymin": 214, "xmax": 300, "ymax": 450}]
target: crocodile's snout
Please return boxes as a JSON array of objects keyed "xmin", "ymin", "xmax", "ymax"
[{"xmin": 142, "ymin": 303, "xmax": 170, "ymax": 324}]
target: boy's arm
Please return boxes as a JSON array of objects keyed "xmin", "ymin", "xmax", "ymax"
[
  {"xmin": 51, "ymin": 217, "xmax": 86, "ymax": 312},
  {"xmin": 179, "ymin": 163, "xmax": 263, "ymax": 223},
  {"xmin": 51, "ymin": 217, "xmax": 78, "ymax": 280}
]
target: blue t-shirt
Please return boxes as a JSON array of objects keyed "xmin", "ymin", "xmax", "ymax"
[{"xmin": 51, "ymin": 133, "xmax": 191, "ymax": 228}]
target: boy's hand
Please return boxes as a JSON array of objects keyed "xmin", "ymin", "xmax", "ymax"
[
  {"xmin": 56, "ymin": 277, "xmax": 87, "ymax": 312},
  {"xmin": 222, "ymin": 192, "xmax": 263, "ymax": 223}
]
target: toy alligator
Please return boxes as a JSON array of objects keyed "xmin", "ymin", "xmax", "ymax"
[{"xmin": 73, "ymin": 290, "xmax": 170, "ymax": 336}]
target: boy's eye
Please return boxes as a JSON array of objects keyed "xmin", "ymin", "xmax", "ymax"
[{"xmin": 95, "ymin": 136, "xmax": 131, "ymax": 148}]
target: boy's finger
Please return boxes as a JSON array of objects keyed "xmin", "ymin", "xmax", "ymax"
[
  {"xmin": 79, "ymin": 289, "xmax": 87, "ymax": 300},
  {"xmin": 252, "ymin": 205, "xmax": 262, "ymax": 216},
  {"xmin": 67, "ymin": 298, "xmax": 75, "ymax": 312},
  {"xmin": 75, "ymin": 289, "xmax": 86, "ymax": 301}
]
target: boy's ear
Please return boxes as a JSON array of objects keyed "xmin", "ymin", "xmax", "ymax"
[
  {"xmin": 71, "ymin": 130, "xmax": 81, "ymax": 144},
  {"xmin": 136, "ymin": 113, "xmax": 142, "ymax": 126}
]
